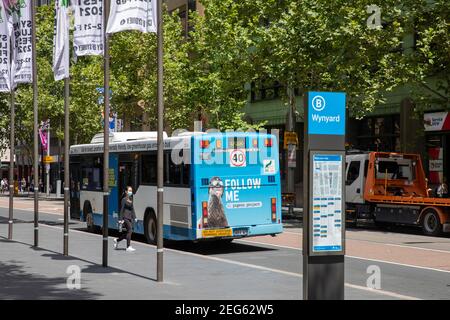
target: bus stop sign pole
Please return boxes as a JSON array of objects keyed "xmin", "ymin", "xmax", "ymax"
[{"xmin": 303, "ymin": 92, "xmax": 346, "ymax": 300}]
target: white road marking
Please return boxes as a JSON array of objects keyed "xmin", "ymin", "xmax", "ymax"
[
  {"xmin": 346, "ymin": 255, "xmax": 450, "ymax": 274},
  {"xmin": 343, "ymin": 283, "xmax": 420, "ymax": 300},
  {"xmin": 237, "ymin": 239, "xmax": 301, "ymax": 251},
  {"xmin": 238, "ymin": 238, "xmax": 450, "ymax": 274},
  {"xmin": 279, "ymin": 229, "xmax": 450, "ymax": 252},
  {"xmin": 34, "ymin": 223, "xmax": 422, "ymax": 299}
]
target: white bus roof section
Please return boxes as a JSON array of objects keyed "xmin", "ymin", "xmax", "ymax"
[
  {"xmin": 173, "ymin": 131, "xmax": 206, "ymax": 137},
  {"xmin": 90, "ymin": 131, "xmax": 169, "ymax": 144},
  {"xmin": 71, "ymin": 132, "xmax": 190, "ymax": 155}
]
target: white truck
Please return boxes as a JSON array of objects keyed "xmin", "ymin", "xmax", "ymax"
[{"xmin": 345, "ymin": 151, "xmax": 450, "ymax": 236}]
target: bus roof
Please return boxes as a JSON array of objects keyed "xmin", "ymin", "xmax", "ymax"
[
  {"xmin": 90, "ymin": 131, "xmax": 169, "ymax": 144},
  {"xmin": 70, "ymin": 131, "xmax": 277, "ymax": 155}
]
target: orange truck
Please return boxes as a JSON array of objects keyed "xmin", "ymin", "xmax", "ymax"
[{"xmin": 345, "ymin": 151, "xmax": 450, "ymax": 236}]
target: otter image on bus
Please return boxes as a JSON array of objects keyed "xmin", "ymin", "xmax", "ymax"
[{"xmin": 69, "ymin": 131, "xmax": 283, "ymax": 243}]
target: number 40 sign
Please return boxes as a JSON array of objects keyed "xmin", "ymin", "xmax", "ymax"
[{"xmin": 230, "ymin": 149, "xmax": 247, "ymax": 167}]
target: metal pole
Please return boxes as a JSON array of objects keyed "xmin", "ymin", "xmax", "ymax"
[
  {"xmin": 8, "ymin": 90, "xmax": 14, "ymax": 240},
  {"xmin": 32, "ymin": 0, "xmax": 39, "ymax": 247},
  {"xmin": 102, "ymin": 0, "xmax": 110, "ymax": 268},
  {"xmin": 63, "ymin": 77, "xmax": 69, "ymax": 256},
  {"xmin": 286, "ymin": 85, "xmax": 296, "ymax": 194},
  {"xmin": 156, "ymin": 0, "xmax": 164, "ymax": 282},
  {"xmin": 46, "ymin": 121, "xmax": 50, "ymax": 196},
  {"xmin": 58, "ymin": 118, "xmax": 62, "ymax": 197}
]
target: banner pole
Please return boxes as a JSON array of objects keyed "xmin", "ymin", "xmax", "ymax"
[
  {"xmin": 102, "ymin": 0, "xmax": 110, "ymax": 268},
  {"xmin": 156, "ymin": 0, "xmax": 164, "ymax": 283},
  {"xmin": 31, "ymin": 0, "xmax": 39, "ymax": 248},
  {"xmin": 8, "ymin": 89, "xmax": 14, "ymax": 240},
  {"xmin": 63, "ymin": 76, "xmax": 69, "ymax": 256}
]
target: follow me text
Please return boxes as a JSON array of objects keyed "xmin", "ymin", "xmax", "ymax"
[{"xmin": 224, "ymin": 178, "xmax": 261, "ymax": 202}]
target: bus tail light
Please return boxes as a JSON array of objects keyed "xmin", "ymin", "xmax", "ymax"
[
  {"xmin": 271, "ymin": 198, "xmax": 277, "ymax": 222},
  {"xmin": 265, "ymin": 138, "xmax": 273, "ymax": 147},
  {"xmin": 202, "ymin": 201, "xmax": 208, "ymax": 227},
  {"xmin": 200, "ymin": 140, "xmax": 210, "ymax": 148},
  {"xmin": 252, "ymin": 138, "xmax": 258, "ymax": 148}
]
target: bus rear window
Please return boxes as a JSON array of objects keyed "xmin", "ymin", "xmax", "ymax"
[{"xmin": 228, "ymin": 137, "xmax": 246, "ymax": 149}]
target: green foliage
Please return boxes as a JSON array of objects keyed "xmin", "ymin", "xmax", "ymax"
[
  {"xmin": 0, "ymin": 0, "xmax": 448, "ymax": 154},
  {"xmin": 402, "ymin": 0, "xmax": 449, "ymax": 112}
]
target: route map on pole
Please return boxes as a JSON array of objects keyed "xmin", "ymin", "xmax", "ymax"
[{"xmin": 311, "ymin": 154, "xmax": 343, "ymax": 253}]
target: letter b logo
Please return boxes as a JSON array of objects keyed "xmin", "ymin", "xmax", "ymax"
[{"xmin": 312, "ymin": 96, "xmax": 326, "ymax": 112}]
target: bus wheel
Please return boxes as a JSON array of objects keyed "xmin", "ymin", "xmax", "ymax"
[
  {"xmin": 422, "ymin": 210, "xmax": 443, "ymax": 236},
  {"xmin": 144, "ymin": 213, "xmax": 157, "ymax": 245}
]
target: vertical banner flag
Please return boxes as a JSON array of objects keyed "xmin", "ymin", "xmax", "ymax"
[
  {"xmin": 5, "ymin": 0, "xmax": 33, "ymax": 85},
  {"xmin": 39, "ymin": 120, "xmax": 49, "ymax": 152},
  {"xmin": 73, "ymin": 0, "xmax": 103, "ymax": 56},
  {"xmin": 53, "ymin": 0, "xmax": 70, "ymax": 80},
  {"xmin": 106, "ymin": 0, "xmax": 156, "ymax": 34},
  {"xmin": 39, "ymin": 127, "xmax": 48, "ymax": 152},
  {"xmin": 0, "ymin": 0, "xmax": 11, "ymax": 91}
]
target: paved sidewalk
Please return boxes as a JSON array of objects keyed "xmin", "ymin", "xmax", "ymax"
[
  {"xmin": 0, "ymin": 193, "xmax": 63, "ymax": 201},
  {"xmin": 0, "ymin": 218, "xmax": 301, "ymax": 300},
  {"xmin": 0, "ymin": 215, "xmax": 400, "ymax": 300}
]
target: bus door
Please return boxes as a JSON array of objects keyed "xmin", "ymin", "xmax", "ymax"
[
  {"xmin": 69, "ymin": 157, "xmax": 81, "ymax": 219},
  {"xmin": 118, "ymin": 153, "xmax": 139, "ymax": 208}
]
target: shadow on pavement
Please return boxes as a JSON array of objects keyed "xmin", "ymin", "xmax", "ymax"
[
  {"xmin": 0, "ymin": 236, "xmax": 158, "ymax": 283},
  {"xmin": 71, "ymin": 227, "xmax": 278, "ymax": 255},
  {"xmin": 41, "ymin": 253, "xmax": 82, "ymax": 261},
  {"xmin": 0, "ymin": 260, "xmax": 101, "ymax": 300},
  {"xmin": 39, "ymin": 220, "xmax": 79, "ymax": 227},
  {"xmin": 164, "ymin": 240, "xmax": 277, "ymax": 256},
  {"xmin": 0, "ymin": 217, "xmax": 32, "ymax": 224}
]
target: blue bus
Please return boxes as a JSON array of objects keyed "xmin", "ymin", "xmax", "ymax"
[{"xmin": 69, "ymin": 131, "xmax": 283, "ymax": 243}]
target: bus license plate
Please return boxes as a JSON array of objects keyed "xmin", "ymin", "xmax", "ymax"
[
  {"xmin": 202, "ymin": 228, "xmax": 233, "ymax": 238},
  {"xmin": 233, "ymin": 228, "xmax": 249, "ymax": 236}
]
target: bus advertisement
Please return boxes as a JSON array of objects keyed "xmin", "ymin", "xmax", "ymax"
[{"xmin": 69, "ymin": 131, "xmax": 283, "ymax": 243}]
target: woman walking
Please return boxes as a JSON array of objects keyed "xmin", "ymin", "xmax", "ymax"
[{"xmin": 114, "ymin": 186, "xmax": 137, "ymax": 252}]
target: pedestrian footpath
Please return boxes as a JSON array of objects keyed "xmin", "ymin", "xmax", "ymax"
[
  {"xmin": 0, "ymin": 217, "xmax": 301, "ymax": 299},
  {"xmin": 0, "ymin": 192, "xmax": 63, "ymax": 201},
  {"xmin": 0, "ymin": 214, "xmax": 396, "ymax": 300}
]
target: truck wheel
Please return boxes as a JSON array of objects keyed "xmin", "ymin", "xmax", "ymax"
[
  {"xmin": 422, "ymin": 210, "xmax": 443, "ymax": 236},
  {"xmin": 144, "ymin": 213, "xmax": 157, "ymax": 245},
  {"xmin": 374, "ymin": 221, "xmax": 389, "ymax": 229}
]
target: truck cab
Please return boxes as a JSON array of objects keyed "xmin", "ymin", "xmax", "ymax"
[{"xmin": 345, "ymin": 153, "xmax": 368, "ymax": 204}]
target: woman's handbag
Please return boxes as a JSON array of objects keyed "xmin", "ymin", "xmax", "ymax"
[{"xmin": 118, "ymin": 220, "xmax": 124, "ymax": 233}]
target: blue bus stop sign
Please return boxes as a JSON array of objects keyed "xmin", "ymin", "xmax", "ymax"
[{"xmin": 307, "ymin": 92, "xmax": 346, "ymax": 136}]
